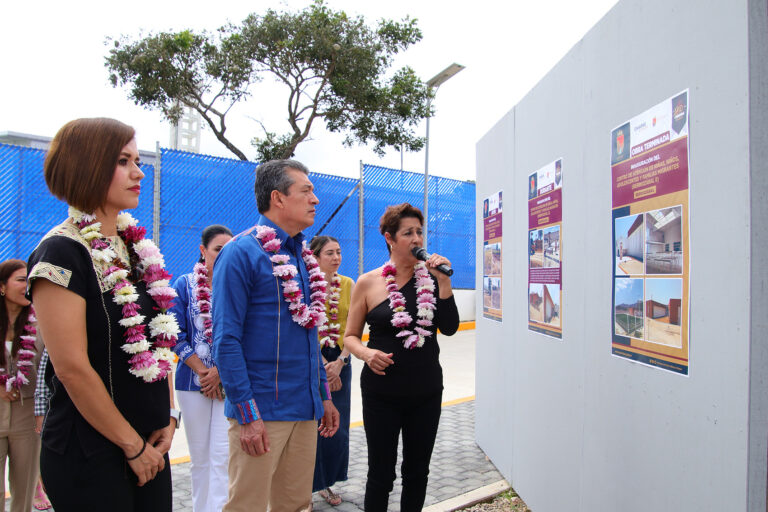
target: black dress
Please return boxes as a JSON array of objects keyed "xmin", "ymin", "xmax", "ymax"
[
  {"xmin": 361, "ymin": 275, "xmax": 459, "ymax": 512},
  {"xmin": 27, "ymin": 221, "xmax": 171, "ymax": 512}
]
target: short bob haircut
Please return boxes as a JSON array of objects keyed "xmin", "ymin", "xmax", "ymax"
[
  {"xmin": 44, "ymin": 118, "xmax": 136, "ymax": 213},
  {"xmin": 379, "ymin": 203, "xmax": 424, "ymax": 254}
]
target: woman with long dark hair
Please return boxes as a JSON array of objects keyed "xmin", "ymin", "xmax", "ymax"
[
  {"xmin": 309, "ymin": 235, "xmax": 354, "ymax": 507},
  {"xmin": 27, "ymin": 118, "xmax": 179, "ymax": 511},
  {"xmin": 170, "ymin": 224, "xmax": 232, "ymax": 512},
  {"xmin": 0, "ymin": 259, "xmax": 44, "ymax": 512}
]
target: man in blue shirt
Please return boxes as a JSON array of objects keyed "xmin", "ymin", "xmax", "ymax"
[{"xmin": 213, "ymin": 159, "xmax": 340, "ymax": 512}]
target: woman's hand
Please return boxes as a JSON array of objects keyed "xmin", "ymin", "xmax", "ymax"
[
  {"xmin": 425, "ymin": 252, "xmax": 454, "ymax": 297},
  {"xmin": 325, "ymin": 360, "xmax": 343, "ymax": 392},
  {"xmin": 0, "ymin": 388, "xmax": 19, "ymax": 402},
  {"xmin": 364, "ymin": 348, "xmax": 394, "ymax": 376},
  {"xmin": 147, "ymin": 420, "xmax": 176, "ymax": 456},
  {"xmin": 125, "ymin": 439, "xmax": 166, "ymax": 487},
  {"xmin": 199, "ymin": 366, "xmax": 223, "ymax": 400}
]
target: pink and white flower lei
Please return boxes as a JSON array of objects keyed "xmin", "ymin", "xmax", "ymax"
[
  {"xmin": 382, "ymin": 261, "xmax": 436, "ymax": 349},
  {"xmin": 69, "ymin": 207, "xmax": 179, "ymax": 383},
  {"xmin": 0, "ymin": 306, "xmax": 38, "ymax": 391},
  {"xmin": 254, "ymin": 225, "xmax": 327, "ymax": 329},
  {"xmin": 318, "ymin": 273, "xmax": 341, "ymax": 348},
  {"xmin": 192, "ymin": 262, "xmax": 213, "ymax": 361}
]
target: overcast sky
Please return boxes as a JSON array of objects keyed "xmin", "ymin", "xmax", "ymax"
[{"xmin": 1, "ymin": 0, "xmax": 618, "ymax": 181}]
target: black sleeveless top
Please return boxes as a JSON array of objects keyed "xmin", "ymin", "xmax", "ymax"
[
  {"xmin": 27, "ymin": 222, "xmax": 169, "ymax": 456},
  {"xmin": 361, "ymin": 276, "xmax": 459, "ymax": 397}
]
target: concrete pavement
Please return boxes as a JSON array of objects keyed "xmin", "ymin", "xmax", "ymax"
[{"xmin": 168, "ymin": 327, "xmax": 507, "ymax": 511}]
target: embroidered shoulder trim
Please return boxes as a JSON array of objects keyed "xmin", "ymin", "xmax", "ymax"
[
  {"xmin": 34, "ymin": 221, "xmax": 130, "ymax": 293},
  {"xmin": 28, "ymin": 262, "xmax": 72, "ymax": 289}
]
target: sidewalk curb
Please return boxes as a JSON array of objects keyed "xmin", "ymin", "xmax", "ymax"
[{"xmin": 423, "ymin": 480, "xmax": 510, "ymax": 511}]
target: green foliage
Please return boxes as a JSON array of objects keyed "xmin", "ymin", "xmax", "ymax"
[
  {"xmin": 105, "ymin": 0, "xmax": 432, "ymax": 161},
  {"xmin": 105, "ymin": 0, "xmax": 432, "ymax": 162}
]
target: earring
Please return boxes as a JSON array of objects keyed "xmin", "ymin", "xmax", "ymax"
[{"xmin": 1, "ymin": 291, "xmax": 4, "ymax": 296}]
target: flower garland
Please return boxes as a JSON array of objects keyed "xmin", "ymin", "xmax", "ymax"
[
  {"xmin": 0, "ymin": 306, "xmax": 38, "ymax": 391},
  {"xmin": 192, "ymin": 262, "xmax": 213, "ymax": 362},
  {"xmin": 70, "ymin": 207, "xmax": 179, "ymax": 383},
  {"xmin": 254, "ymin": 225, "xmax": 327, "ymax": 329},
  {"xmin": 382, "ymin": 261, "xmax": 436, "ymax": 349},
  {"xmin": 318, "ymin": 273, "xmax": 341, "ymax": 348}
]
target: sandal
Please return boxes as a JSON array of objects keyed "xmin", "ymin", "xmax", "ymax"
[
  {"xmin": 319, "ymin": 487, "xmax": 342, "ymax": 506},
  {"xmin": 33, "ymin": 480, "xmax": 52, "ymax": 511}
]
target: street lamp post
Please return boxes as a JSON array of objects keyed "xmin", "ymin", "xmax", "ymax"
[{"xmin": 423, "ymin": 63, "xmax": 464, "ymax": 250}]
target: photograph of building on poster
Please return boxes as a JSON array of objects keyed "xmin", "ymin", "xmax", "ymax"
[
  {"xmin": 483, "ymin": 190, "xmax": 503, "ymax": 322},
  {"xmin": 614, "ymin": 278, "xmax": 644, "ymax": 338},
  {"xmin": 528, "ymin": 158, "xmax": 563, "ymax": 339},
  {"xmin": 614, "ymin": 214, "xmax": 644, "ymax": 275},
  {"xmin": 611, "ymin": 89, "xmax": 690, "ymax": 375},
  {"xmin": 529, "ymin": 283, "xmax": 560, "ymax": 328}
]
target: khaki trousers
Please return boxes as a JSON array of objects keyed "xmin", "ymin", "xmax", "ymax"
[
  {"xmin": 0, "ymin": 399, "xmax": 40, "ymax": 512},
  {"xmin": 224, "ymin": 419, "xmax": 317, "ymax": 512}
]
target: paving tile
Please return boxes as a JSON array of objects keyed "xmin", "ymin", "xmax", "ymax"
[{"xmin": 161, "ymin": 400, "xmax": 500, "ymax": 512}]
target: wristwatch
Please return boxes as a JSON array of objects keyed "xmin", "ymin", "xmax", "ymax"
[
  {"xmin": 341, "ymin": 355, "xmax": 351, "ymax": 366},
  {"xmin": 170, "ymin": 408, "xmax": 182, "ymax": 429}
]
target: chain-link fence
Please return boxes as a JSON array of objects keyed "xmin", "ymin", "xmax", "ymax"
[
  {"xmin": 362, "ymin": 164, "xmax": 475, "ymax": 288},
  {"xmin": 0, "ymin": 143, "xmax": 475, "ymax": 288}
]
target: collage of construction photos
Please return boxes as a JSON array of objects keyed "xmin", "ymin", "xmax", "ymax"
[
  {"xmin": 611, "ymin": 90, "xmax": 690, "ymax": 375},
  {"xmin": 483, "ymin": 190, "xmax": 503, "ymax": 321},
  {"xmin": 528, "ymin": 158, "xmax": 563, "ymax": 339}
]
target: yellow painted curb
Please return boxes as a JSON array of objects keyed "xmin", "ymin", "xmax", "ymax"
[
  {"xmin": 457, "ymin": 321, "xmax": 475, "ymax": 331},
  {"xmin": 349, "ymin": 395, "xmax": 475, "ymax": 430},
  {"xmin": 171, "ymin": 455, "xmax": 191, "ymax": 465}
]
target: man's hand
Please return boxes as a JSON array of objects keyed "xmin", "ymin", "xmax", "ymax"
[
  {"xmin": 34, "ymin": 415, "xmax": 44, "ymax": 434},
  {"xmin": 240, "ymin": 420, "xmax": 270, "ymax": 457},
  {"xmin": 318, "ymin": 400, "xmax": 340, "ymax": 438}
]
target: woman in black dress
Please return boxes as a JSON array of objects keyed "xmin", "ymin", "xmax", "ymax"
[
  {"xmin": 27, "ymin": 118, "xmax": 179, "ymax": 511},
  {"xmin": 344, "ymin": 203, "xmax": 459, "ymax": 511}
]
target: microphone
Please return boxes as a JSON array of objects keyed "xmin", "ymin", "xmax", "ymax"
[{"xmin": 411, "ymin": 247, "xmax": 454, "ymax": 276}]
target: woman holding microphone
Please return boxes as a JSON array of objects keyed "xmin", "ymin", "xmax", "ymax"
[{"xmin": 343, "ymin": 203, "xmax": 459, "ymax": 511}]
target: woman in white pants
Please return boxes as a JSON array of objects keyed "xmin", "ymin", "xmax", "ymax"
[{"xmin": 170, "ymin": 225, "xmax": 233, "ymax": 512}]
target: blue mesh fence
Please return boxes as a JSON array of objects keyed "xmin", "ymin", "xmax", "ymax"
[
  {"xmin": 0, "ymin": 143, "xmax": 473, "ymax": 288},
  {"xmin": 362, "ymin": 164, "xmax": 475, "ymax": 288},
  {"xmin": 158, "ymin": 149, "xmax": 259, "ymax": 280},
  {"xmin": 0, "ymin": 144, "xmax": 154, "ymax": 263},
  {"xmin": 158, "ymin": 149, "xmax": 361, "ymax": 280}
]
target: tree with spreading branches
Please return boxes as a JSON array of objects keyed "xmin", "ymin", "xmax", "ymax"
[{"xmin": 105, "ymin": 0, "xmax": 432, "ymax": 162}]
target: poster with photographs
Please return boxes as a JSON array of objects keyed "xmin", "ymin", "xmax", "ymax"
[
  {"xmin": 611, "ymin": 89, "xmax": 690, "ymax": 375},
  {"xmin": 482, "ymin": 190, "xmax": 503, "ymax": 321},
  {"xmin": 528, "ymin": 158, "xmax": 563, "ymax": 339}
]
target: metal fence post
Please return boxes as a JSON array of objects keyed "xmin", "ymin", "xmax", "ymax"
[
  {"xmin": 153, "ymin": 142, "xmax": 161, "ymax": 246},
  {"xmin": 358, "ymin": 160, "xmax": 364, "ymax": 276}
]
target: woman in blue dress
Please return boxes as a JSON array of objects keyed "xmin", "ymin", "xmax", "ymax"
[{"xmin": 170, "ymin": 225, "xmax": 232, "ymax": 512}]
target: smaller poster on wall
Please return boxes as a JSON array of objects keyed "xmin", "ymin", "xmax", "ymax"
[
  {"xmin": 527, "ymin": 158, "xmax": 563, "ymax": 339},
  {"xmin": 610, "ymin": 89, "xmax": 690, "ymax": 375},
  {"xmin": 482, "ymin": 190, "xmax": 503, "ymax": 322}
]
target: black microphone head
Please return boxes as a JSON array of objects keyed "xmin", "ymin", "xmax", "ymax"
[{"xmin": 411, "ymin": 247, "xmax": 428, "ymax": 260}]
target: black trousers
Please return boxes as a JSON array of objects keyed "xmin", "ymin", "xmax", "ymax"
[
  {"xmin": 40, "ymin": 437, "xmax": 172, "ymax": 512},
  {"xmin": 362, "ymin": 388, "xmax": 442, "ymax": 512}
]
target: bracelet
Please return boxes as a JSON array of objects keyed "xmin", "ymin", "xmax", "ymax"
[{"xmin": 125, "ymin": 437, "xmax": 147, "ymax": 461}]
